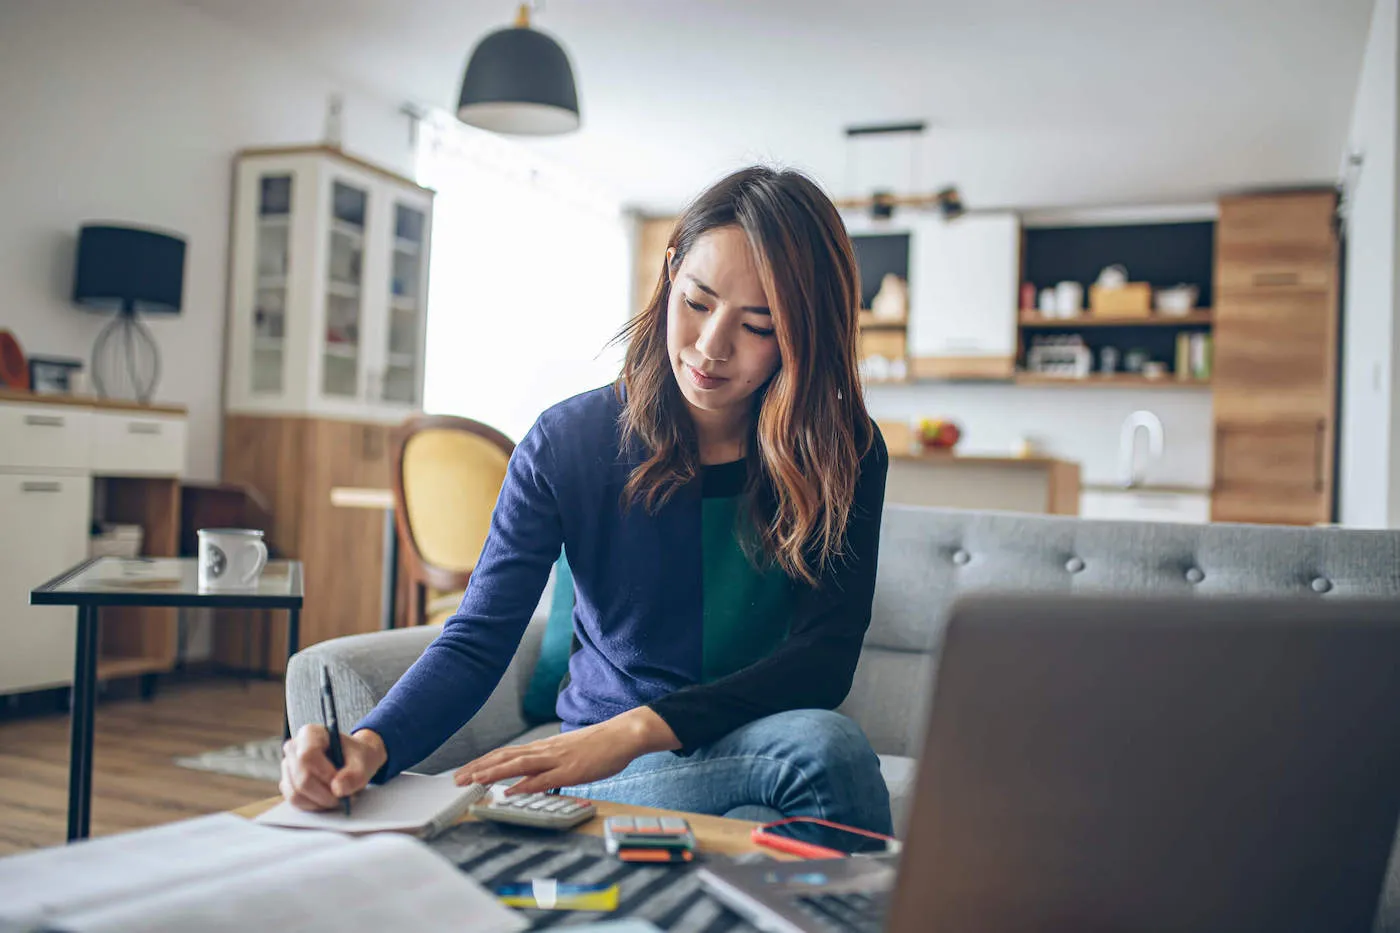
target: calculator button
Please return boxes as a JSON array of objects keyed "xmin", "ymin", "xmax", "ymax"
[
  {"xmin": 507, "ymin": 798, "xmax": 532, "ymax": 809},
  {"xmin": 542, "ymin": 800, "xmax": 567, "ymax": 812},
  {"xmin": 660, "ymin": 818, "xmax": 688, "ymax": 831},
  {"xmin": 556, "ymin": 804, "xmax": 579, "ymax": 815},
  {"xmin": 527, "ymin": 800, "xmax": 551, "ymax": 810},
  {"xmin": 635, "ymin": 817, "xmax": 660, "ymax": 830},
  {"xmin": 609, "ymin": 818, "xmax": 635, "ymax": 831}
]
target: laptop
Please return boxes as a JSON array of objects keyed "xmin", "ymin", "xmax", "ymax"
[{"xmin": 699, "ymin": 594, "xmax": 1400, "ymax": 933}]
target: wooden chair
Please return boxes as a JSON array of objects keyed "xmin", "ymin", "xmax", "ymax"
[{"xmin": 391, "ymin": 414, "xmax": 515, "ymax": 627}]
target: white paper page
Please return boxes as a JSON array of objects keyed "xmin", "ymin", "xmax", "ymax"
[
  {"xmin": 52, "ymin": 833, "xmax": 528, "ymax": 933},
  {"xmin": 0, "ymin": 814, "xmax": 344, "ymax": 928},
  {"xmin": 255, "ymin": 772, "xmax": 486, "ymax": 836}
]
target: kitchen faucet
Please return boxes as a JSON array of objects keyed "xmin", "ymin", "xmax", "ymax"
[{"xmin": 1120, "ymin": 410, "xmax": 1164, "ymax": 488}]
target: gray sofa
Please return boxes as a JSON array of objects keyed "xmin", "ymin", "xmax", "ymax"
[{"xmin": 287, "ymin": 506, "xmax": 1400, "ymax": 921}]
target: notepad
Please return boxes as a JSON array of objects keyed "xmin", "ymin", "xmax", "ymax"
[
  {"xmin": 0, "ymin": 813, "xmax": 526, "ymax": 933},
  {"xmin": 255, "ymin": 771, "xmax": 488, "ymax": 838}
]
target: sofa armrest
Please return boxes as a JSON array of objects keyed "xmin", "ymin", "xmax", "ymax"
[{"xmin": 286, "ymin": 614, "xmax": 547, "ymax": 774}]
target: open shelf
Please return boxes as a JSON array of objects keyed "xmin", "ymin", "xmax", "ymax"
[
  {"xmin": 327, "ymin": 280, "xmax": 361, "ymax": 299},
  {"xmin": 1014, "ymin": 372, "xmax": 1211, "ymax": 389},
  {"xmin": 323, "ymin": 343, "xmax": 358, "ymax": 359},
  {"xmin": 394, "ymin": 238, "xmax": 420, "ymax": 255},
  {"xmin": 1019, "ymin": 310, "xmax": 1213, "ymax": 328}
]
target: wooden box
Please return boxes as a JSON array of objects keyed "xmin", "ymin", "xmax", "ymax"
[
  {"xmin": 1089, "ymin": 283, "xmax": 1152, "ymax": 316},
  {"xmin": 858, "ymin": 328, "xmax": 907, "ymax": 362}
]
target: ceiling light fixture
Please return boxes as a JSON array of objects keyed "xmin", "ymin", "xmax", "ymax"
[
  {"xmin": 456, "ymin": 3, "xmax": 580, "ymax": 136},
  {"xmin": 837, "ymin": 121, "xmax": 965, "ymax": 220}
]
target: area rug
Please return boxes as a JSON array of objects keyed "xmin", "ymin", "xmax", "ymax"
[{"xmin": 174, "ymin": 736, "xmax": 283, "ymax": 783}]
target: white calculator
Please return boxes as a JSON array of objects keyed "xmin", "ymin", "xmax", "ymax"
[{"xmin": 468, "ymin": 791, "xmax": 596, "ymax": 831}]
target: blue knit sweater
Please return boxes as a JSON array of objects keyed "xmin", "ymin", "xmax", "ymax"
[{"xmin": 357, "ymin": 385, "xmax": 888, "ymax": 780}]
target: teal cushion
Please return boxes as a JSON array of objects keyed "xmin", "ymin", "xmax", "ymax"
[{"xmin": 522, "ymin": 553, "xmax": 575, "ymax": 723}]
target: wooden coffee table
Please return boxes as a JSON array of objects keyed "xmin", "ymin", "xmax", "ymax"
[{"xmin": 233, "ymin": 795, "xmax": 787, "ymax": 859}]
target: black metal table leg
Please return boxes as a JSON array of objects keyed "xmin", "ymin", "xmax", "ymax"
[
  {"xmin": 283, "ymin": 607, "xmax": 300, "ymax": 740},
  {"xmin": 381, "ymin": 506, "xmax": 398, "ymax": 630},
  {"xmin": 67, "ymin": 605, "xmax": 99, "ymax": 842}
]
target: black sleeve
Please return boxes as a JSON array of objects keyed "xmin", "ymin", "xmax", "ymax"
[{"xmin": 646, "ymin": 426, "xmax": 889, "ymax": 752}]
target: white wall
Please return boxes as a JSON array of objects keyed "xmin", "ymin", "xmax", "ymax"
[
  {"xmin": 865, "ymin": 384, "xmax": 1215, "ymax": 489},
  {"xmin": 0, "ymin": 0, "xmax": 415, "ymax": 481},
  {"xmin": 1339, "ymin": 0, "xmax": 1400, "ymax": 528}
]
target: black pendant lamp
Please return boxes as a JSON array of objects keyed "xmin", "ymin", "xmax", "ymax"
[{"xmin": 456, "ymin": 3, "xmax": 580, "ymax": 136}]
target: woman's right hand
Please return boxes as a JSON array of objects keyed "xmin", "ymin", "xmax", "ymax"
[{"xmin": 280, "ymin": 725, "xmax": 388, "ymax": 811}]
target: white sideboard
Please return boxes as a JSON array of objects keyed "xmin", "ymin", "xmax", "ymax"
[{"xmin": 0, "ymin": 391, "xmax": 187, "ymax": 697}]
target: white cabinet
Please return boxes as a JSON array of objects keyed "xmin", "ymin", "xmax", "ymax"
[
  {"xmin": 1080, "ymin": 489, "xmax": 1211, "ymax": 524},
  {"xmin": 0, "ymin": 404, "xmax": 91, "ymax": 472},
  {"xmin": 845, "ymin": 210, "xmax": 1020, "ymax": 380},
  {"xmin": 0, "ymin": 397, "xmax": 188, "ymax": 696},
  {"xmin": 226, "ymin": 147, "xmax": 434, "ymax": 423},
  {"xmin": 908, "ymin": 212, "xmax": 1020, "ymax": 365},
  {"xmin": 0, "ymin": 472, "xmax": 90, "ymax": 693},
  {"xmin": 89, "ymin": 411, "xmax": 186, "ymax": 477}
]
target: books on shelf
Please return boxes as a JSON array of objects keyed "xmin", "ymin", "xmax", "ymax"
[{"xmin": 1175, "ymin": 332, "xmax": 1213, "ymax": 381}]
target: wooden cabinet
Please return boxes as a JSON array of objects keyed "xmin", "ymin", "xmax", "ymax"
[
  {"xmin": 226, "ymin": 146, "xmax": 434, "ymax": 424},
  {"xmin": 1212, "ymin": 288, "xmax": 1333, "ymax": 421},
  {"xmin": 634, "ymin": 216, "xmax": 674, "ymax": 313},
  {"xmin": 1211, "ymin": 192, "xmax": 1338, "ymax": 525},
  {"xmin": 1213, "ymin": 421, "xmax": 1330, "ymax": 525},
  {"xmin": 219, "ymin": 415, "xmax": 393, "ymax": 674}
]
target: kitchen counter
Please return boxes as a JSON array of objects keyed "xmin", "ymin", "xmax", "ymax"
[{"xmin": 886, "ymin": 450, "xmax": 1081, "ymax": 515}]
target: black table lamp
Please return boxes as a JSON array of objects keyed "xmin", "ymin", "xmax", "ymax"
[{"xmin": 72, "ymin": 223, "xmax": 186, "ymax": 403}]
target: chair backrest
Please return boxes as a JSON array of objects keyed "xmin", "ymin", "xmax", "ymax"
[{"xmin": 392, "ymin": 415, "xmax": 515, "ymax": 600}]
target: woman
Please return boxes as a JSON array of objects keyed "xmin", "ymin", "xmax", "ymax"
[{"xmin": 281, "ymin": 165, "xmax": 892, "ymax": 833}]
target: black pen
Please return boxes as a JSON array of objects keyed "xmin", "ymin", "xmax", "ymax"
[{"xmin": 320, "ymin": 666, "xmax": 351, "ymax": 816}]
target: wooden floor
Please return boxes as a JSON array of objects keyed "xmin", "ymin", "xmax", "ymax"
[{"xmin": 0, "ymin": 677, "xmax": 285, "ymax": 855}]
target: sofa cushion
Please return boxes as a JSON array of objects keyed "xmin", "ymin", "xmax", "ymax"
[
  {"xmin": 879, "ymin": 754, "xmax": 917, "ymax": 838},
  {"xmin": 523, "ymin": 555, "xmax": 576, "ymax": 723}
]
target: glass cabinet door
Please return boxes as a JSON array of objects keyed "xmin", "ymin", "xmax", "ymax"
[
  {"xmin": 382, "ymin": 202, "xmax": 426, "ymax": 405},
  {"xmin": 251, "ymin": 174, "xmax": 292, "ymax": 394},
  {"xmin": 323, "ymin": 180, "xmax": 368, "ymax": 399}
]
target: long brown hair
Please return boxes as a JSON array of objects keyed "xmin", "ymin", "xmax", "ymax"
[{"xmin": 614, "ymin": 165, "xmax": 873, "ymax": 586}]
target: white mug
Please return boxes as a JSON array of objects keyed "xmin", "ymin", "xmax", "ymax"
[
  {"xmin": 199, "ymin": 528, "xmax": 268, "ymax": 590},
  {"xmin": 1054, "ymin": 281, "xmax": 1084, "ymax": 316}
]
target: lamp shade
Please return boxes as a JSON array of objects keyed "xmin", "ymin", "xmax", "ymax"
[{"xmin": 456, "ymin": 14, "xmax": 580, "ymax": 136}]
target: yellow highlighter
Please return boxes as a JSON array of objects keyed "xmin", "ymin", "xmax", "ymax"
[{"xmin": 495, "ymin": 880, "xmax": 620, "ymax": 911}]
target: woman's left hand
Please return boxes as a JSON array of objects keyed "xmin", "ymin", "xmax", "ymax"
[{"xmin": 454, "ymin": 706, "xmax": 680, "ymax": 795}]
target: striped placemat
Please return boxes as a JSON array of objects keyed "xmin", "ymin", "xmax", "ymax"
[{"xmin": 429, "ymin": 821, "xmax": 765, "ymax": 932}]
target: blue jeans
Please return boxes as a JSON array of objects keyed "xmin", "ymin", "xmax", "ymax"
[{"xmin": 559, "ymin": 709, "xmax": 893, "ymax": 835}]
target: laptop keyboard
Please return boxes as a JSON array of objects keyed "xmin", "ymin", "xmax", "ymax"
[{"xmin": 795, "ymin": 890, "xmax": 890, "ymax": 932}]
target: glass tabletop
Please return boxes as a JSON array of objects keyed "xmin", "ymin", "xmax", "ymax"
[{"xmin": 31, "ymin": 557, "xmax": 304, "ymax": 608}]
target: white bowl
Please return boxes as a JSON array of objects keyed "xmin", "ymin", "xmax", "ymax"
[{"xmin": 1155, "ymin": 285, "xmax": 1199, "ymax": 316}]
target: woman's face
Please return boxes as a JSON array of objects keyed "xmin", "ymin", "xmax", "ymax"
[{"xmin": 666, "ymin": 225, "xmax": 782, "ymax": 420}]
